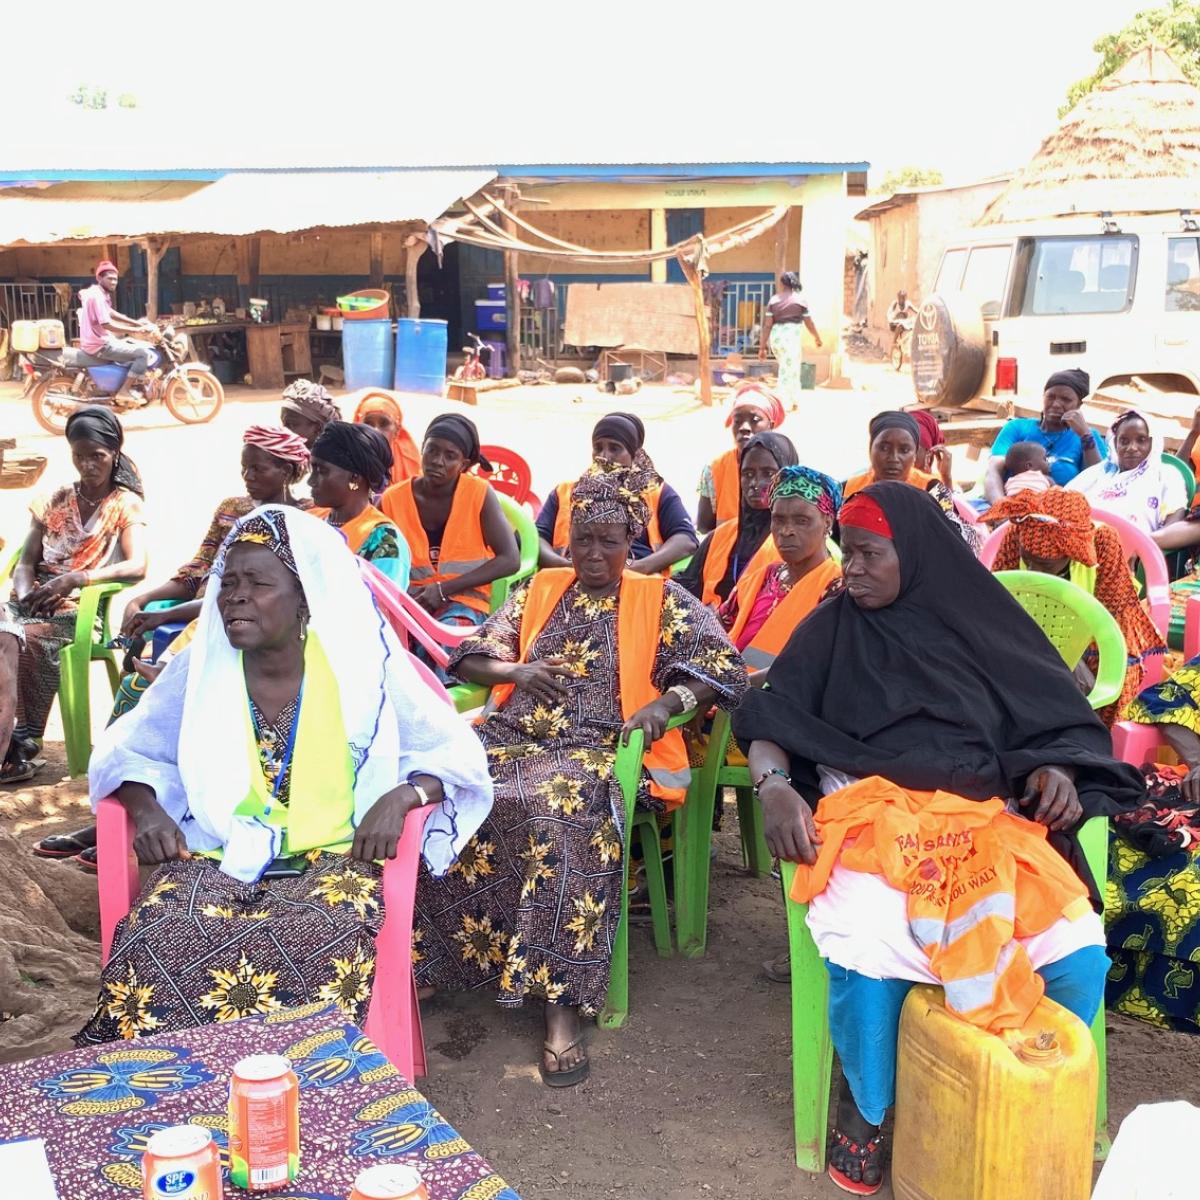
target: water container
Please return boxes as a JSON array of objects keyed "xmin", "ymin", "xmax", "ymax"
[
  {"xmin": 37, "ymin": 319, "xmax": 65, "ymax": 349},
  {"xmin": 892, "ymin": 985, "xmax": 1096, "ymax": 1200},
  {"xmin": 474, "ymin": 300, "xmax": 506, "ymax": 330},
  {"xmin": 394, "ymin": 318, "xmax": 447, "ymax": 395},
  {"xmin": 11, "ymin": 321, "xmax": 39, "ymax": 352},
  {"xmin": 343, "ymin": 318, "xmax": 395, "ymax": 391}
]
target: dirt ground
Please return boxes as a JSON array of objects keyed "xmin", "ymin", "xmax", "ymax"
[{"xmin": 2, "ymin": 365, "xmax": 1199, "ymax": 1197}]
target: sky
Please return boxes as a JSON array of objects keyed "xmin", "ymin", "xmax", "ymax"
[{"xmin": 8, "ymin": 0, "xmax": 1160, "ymax": 183}]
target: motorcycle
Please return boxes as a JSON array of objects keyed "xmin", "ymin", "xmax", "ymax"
[{"xmin": 22, "ymin": 324, "xmax": 225, "ymax": 435}]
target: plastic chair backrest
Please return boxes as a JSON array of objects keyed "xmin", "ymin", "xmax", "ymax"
[
  {"xmin": 359, "ymin": 558, "xmax": 462, "ymax": 669},
  {"xmin": 493, "ymin": 492, "xmax": 538, "ymax": 611},
  {"xmin": 1, "ymin": 544, "xmax": 19, "ymax": 589},
  {"xmin": 473, "ymin": 444, "xmax": 534, "ymax": 503},
  {"xmin": 951, "ymin": 494, "xmax": 981, "ymax": 526},
  {"xmin": 1163, "ymin": 452, "xmax": 1196, "ymax": 505},
  {"xmin": 993, "ymin": 570, "xmax": 1127, "ymax": 709}
]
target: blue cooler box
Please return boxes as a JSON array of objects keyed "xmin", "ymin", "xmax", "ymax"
[
  {"xmin": 475, "ymin": 299, "xmax": 506, "ymax": 330},
  {"xmin": 486, "ymin": 283, "xmax": 506, "ymax": 300}
]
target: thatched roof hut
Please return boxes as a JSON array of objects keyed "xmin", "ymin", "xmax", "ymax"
[{"xmin": 978, "ymin": 43, "xmax": 1200, "ymax": 225}]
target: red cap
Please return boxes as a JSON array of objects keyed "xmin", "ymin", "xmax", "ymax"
[
  {"xmin": 94, "ymin": 260, "xmax": 118, "ymax": 279},
  {"xmin": 838, "ymin": 493, "xmax": 893, "ymax": 539}
]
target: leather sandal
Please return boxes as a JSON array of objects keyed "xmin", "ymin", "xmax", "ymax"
[
  {"xmin": 828, "ymin": 1128, "xmax": 885, "ymax": 1196},
  {"xmin": 539, "ymin": 1035, "xmax": 590, "ymax": 1088}
]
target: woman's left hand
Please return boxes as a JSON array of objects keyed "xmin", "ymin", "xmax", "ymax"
[
  {"xmin": 352, "ymin": 786, "xmax": 421, "ymax": 861},
  {"xmin": 1021, "ymin": 766, "xmax": 1083, "ymax": 831},
  {"xmin": 411, "ymin": 584, "xmax": 443, "ymax": 615},
  {"xmin": 24, "ymin": 572, "xmax": 84, "ymax": 616},
  {"xmin": 620, "ymin": 698, "xmax": 675, "ymax": 748},
  {"xmin": 928, "ymin": 444, "xmax": 954, "ymax": 485}
]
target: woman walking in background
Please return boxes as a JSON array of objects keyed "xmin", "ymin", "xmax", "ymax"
[{"xmin": 759, "ymin": 271, "xmax": 822, "ymax": 411}]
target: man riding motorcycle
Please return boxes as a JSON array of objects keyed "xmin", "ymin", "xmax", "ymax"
[{"xmin": 78, "ymin": 260, "xmax": 158, "ymax": 403}]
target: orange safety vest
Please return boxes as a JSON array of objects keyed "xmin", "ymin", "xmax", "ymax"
[
  {"xmin": 381, "ymin": 473, "xmax": 493, "ymax": 614},
  {"xmin": 790, "ymin": 776, "xmax": 1093, "ymax": 1031},
  {"xmin": 307, "ymin": 505, "xmax": 394, "ymax": 557},
  {"xmin": 842, "ymin": 465, "xmax": 938, "ymax": 500},
  {"xmin": 488, "ymin": 567, "xmax": 692, "ymax": 808},
  {"xmin": 550, "ymin": 479, "xmax": 663, "ymax": 553},
  {"xmin": 712, "ymin": 447, "xmax": 740, "ymax": 524},
  {"xmin": 727, "ymin": 556, "xmax": 842, "ymax": 670},
  {"xmin": 699, "ymin": 519, "xmax": 781, "ymax": 608}
]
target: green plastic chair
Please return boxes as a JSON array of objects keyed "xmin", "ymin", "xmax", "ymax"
[
  {"xmin": 993, "ymin": 570, "xmax": 1126, "ymax": 710},
  {"xmin": 1163, "ymin": 452, "xmax": 1196, "ymax": 507},
  {"xmin": 490, "ymin": 494, "xmax": 538, "ymax": 612},
  {"xmin": 0, "ymin": 546, "xmax": 19, "ymax": 589}
]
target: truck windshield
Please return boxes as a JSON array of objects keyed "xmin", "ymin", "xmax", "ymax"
[{"xmin": 1013, "ymin": 235, "xmax": 1137, "ymax": 316}]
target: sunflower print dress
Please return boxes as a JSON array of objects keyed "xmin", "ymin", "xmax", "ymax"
[
  {"xmin": 76, "ymin": 698, "xmax": 385, "ymax": 1045},
  {"xmin": 413, "ymin": 578, "xmax": 747, "ymax": 1015}
]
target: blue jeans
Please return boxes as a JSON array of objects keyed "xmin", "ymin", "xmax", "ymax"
[{"xmin": 826, "ymin": 945, "xmax": 1109, "ymax": 1125}]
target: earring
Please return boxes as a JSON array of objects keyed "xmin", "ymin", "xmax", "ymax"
[
  {"xmin": 349, "ymin": 481, "xmax": 360, "ymax": 491},
  {"xmin": 298, "ymin": 614, "xmax": 308, "ymax": 641}
]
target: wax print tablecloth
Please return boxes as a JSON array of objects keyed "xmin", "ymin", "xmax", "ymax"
[{"xmin": 0, "ymin": 1002, "xmax": 519, "ymax": 1199}]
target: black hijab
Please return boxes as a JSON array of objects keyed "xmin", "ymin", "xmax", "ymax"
[
  {"xmin": 65, "ymin": 405, "xmax": 144, "ymax": 497},
  {"xmin": 312, "ymin": 420, "xmax": 393, "ymax": 493},
  {"xmin": 425, "ymin": 413, "xmax": 492, "ymax": 472},
  {"xmin": 732, "ymin": 481, "xmax": 1143, "ymax": 885},
  {"xmin": 677, "ymin": 430, "xmax": 798, "ymax": 603},
  {"xmin": 592, "ymin": 412, "xmax": 644, "ymax": 455}
]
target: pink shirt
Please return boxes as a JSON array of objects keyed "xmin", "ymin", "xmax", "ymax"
[{"xmin": 79, "ymin": 283, "xmax": 113, "ymax": 353}]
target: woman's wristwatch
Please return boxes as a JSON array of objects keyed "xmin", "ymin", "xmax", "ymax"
[
  {"xmin": 667, "ymin": 683, "xmax": 698, "ymax": 713},
  {"xmin": 753, "ymin": 766, "xmax": 791, "ymax": 798}
]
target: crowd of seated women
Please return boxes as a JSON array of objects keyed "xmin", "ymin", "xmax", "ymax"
[{"xmin": 8, "ymin": 366, "xmax": 1200, "ymax": 1197}]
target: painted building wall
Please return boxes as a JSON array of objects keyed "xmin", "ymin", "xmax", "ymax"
[{"xmin": 515, "ymin": 211, "xmax": 650, "ymax": 276}]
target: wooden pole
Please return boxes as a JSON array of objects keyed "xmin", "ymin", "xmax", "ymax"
[
  {"xmin": 773, "ymin": 210, "xmax": 789, "ymax": 287},
  {"xmin": 143, "ymin": 238, "xmax": 168, "ymax": 320},
  {"xmin": 369, "ymin": 230, "xmax": 385, "ymax": 288},
  {"xmin": 234, "ymin": 236, "xmax": 261, "ymax": 310},
  {"xmin": 498, "ymin": 185, "xmax": 521, "ymax": 376},
  {"xmin": 404, "ymin": 238, "xmax": 428, "ymax": 318},
  {"xmin": 679, "ymin": 252, "xmax": 712, "ymax": 407}
]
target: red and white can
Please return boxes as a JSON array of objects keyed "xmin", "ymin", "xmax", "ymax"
[
  {"xmin": 228, "ymin": 1053, "xmax": 300, "ymax": 1191},
  {"xmin": 141, "ymin": 1125, "xmax": 221, "ymax": 1199},
  {"xmin": 348, "ymin": 1164, "xmax": 430, "ymax": 1200}
]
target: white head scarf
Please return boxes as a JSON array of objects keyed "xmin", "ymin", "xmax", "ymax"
[
  {"xmin": 1067, "ymin": 408, "xmax": 1188, "ymax": 533},
  {"xmin": 89, "ymin": 505, "xmax": 493, "ymax": 881}
]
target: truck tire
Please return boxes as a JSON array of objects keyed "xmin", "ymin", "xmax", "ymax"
[{"xmin": 910, "ymin": 293, "xmax": 987, "ymax": 407}]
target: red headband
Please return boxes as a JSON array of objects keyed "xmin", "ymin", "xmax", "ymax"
[
  {"xmin": 838, "ymin": 493, "xmax": 893, "ymax": 539},
  {"xmin": 94, "ymin": 260, "xmax": 118, "ymax": 279}
]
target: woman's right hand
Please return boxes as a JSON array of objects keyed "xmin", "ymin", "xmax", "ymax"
[
  {"xmin": 124, "ymin": 608, "xmax": 169, "ymax": 638},
  {"xmin": 759, "ymin": 775, "xmax": 821, "ymax": 865},
  {"xmin": 508, "ymin": 657, "xmax": 574, "ymax": 703},
  {"xmin": 120, "ymin": 597, "xmax": 145, "ymax": 636},
  {"xmin": 131, "ymin": 803, "xmax": 189, "ymax": 864}
]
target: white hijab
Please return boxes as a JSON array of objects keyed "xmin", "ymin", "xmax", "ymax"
[
  {"xmin": 1067, "ymin": 409, "xmax": 1186, "ymax": 533},
  {"xmin": 89, "ymin": 505, "xmax": 493, "ymax": 881}
]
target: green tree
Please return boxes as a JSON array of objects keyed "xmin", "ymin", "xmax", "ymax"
[
  {"xmin": 1062, "ymin": 0, "xmax": 1200, "ymax": 115},
  {"xmin": 874, "ymin": 166, "xmax": 944, "ymax": 195}
]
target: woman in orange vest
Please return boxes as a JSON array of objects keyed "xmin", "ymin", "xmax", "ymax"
[
  {"xmin": 719, "ymin": 465, "xmax": 842, "ymax": 678},
  {"xmin": 678, "ymin": 431, "xmax": 798, "ymax": 607},
  {"xmin": 733, "ymin": 482, "xmax": 1144, "ymax": 1195},
  {"xmin": 696, "ymin": 384, "xmax": 786, "ymax": 534},
  {"xmin": 536, "ymin": 412, "xmax": 697, "ymax": 574},
  {"xmin": 381, "ymin": 413, "xmax": 520, "ymax": 635},
  {"xmin": 414, "ymin": 467, "xmax": 748, "ymax": 1087}
]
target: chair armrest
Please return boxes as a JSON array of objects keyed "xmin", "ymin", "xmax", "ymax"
[
  {"xmin": 74, "ymin": 580, "xmax": 129, "ymax": 654},
  {"xmin": 450, "ymin": 683, "xmax": 489, "ymax": 714},
  {"xmin": 96, "ymin": 795, "xmax": 141, "ymax": 965}
]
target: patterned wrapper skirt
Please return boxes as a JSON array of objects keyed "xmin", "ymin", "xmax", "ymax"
[
  {"xmin": 76, "ymin": 853, "xmax": 384, "ymax": 1045},
  {"xmin": 1, "ymin": 601, "xmax": 79, "ymax": 741},
  {"xmin": 768, "ymin": 320, "xmax": 805, "ymax": 408}
]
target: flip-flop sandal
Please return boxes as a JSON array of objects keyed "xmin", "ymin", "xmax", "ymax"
[
  {"xmin": 77, "ymin": 845, "xmax": 99, "ymax": 874},
  {"xmin": 827, "ymin": 1128, "xmax": 885, "ymax": 1196},
  {"xmin": 761, "ymin": 953, "xmax": 791, "ymax": 984},
  {"xmin": 539, "ymin": 1036, "xmax": 590, "ymax": 1088},
  {"xmin": 0, "ymin": 759, "xmax": 40, "ymax": 786},
  {"xmin": 33, "ymin": 829, "xmax": 97, "ymax": 859}
]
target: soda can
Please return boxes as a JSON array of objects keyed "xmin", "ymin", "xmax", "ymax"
[
  {"xmin": 141, "ymin": 1126, "xmax": 221, "ymax": 1199},
  {"xmin": 228, "ymin": 1053, "xmax": 300, "ymax": 1191},
  {"xmin": 349, "ymin": 1164, "xmax": 430, "ymax": 1200}
]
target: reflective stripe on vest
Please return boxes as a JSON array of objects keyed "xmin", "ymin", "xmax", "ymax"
[
  {"xmin": 488, "ymin": 567, "xmax": 691, "ymax": 808},
  {"xmin": 381, "ymin": 473, "xmax": 493, "ymax": 615}
]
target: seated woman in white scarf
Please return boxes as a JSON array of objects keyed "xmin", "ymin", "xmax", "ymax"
[{"xmin": 76, "ymin": 506, "xmax": 492, "ymax": 1044}]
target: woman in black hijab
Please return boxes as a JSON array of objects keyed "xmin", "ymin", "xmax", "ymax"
[
  {"xmin": 732, "ymin": 481, "xmax": 1142, "ymax": 1193},
  {"xmin": 1, "ymin": 406, "xmax": 147, "ymax": 784},
  {"xmin": 536, "ymin": 411, "xmax": 698, "ymax": 574},
  {"xmin": 676, "ymin": 430, "xmax": 799, "ymax": 605}
]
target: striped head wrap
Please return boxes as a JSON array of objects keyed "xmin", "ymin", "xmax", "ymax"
[
  {"xmin": 281, "ymin": 379, "xmax": 341, "ymax": 427},
  {"xmin": 569, "ymin": 465, "xmax": 652, "ymax": 538},
  {"xmin": 225, "ymin": 507, "xmax": 299, "ymax": 578},
  {"xmin": 980, "ymin": 487, "xmax": 1096, "ymax": 565},
  {"xmin": 243, "ymin": 424, "xmax": 312, "ymax": 480},
  {"xmin": 726, "ymin": 382, "xmax": 785, "ymax": 430},
  {"xmin": 767, "ymin": 464, "xmax": 842, "ymax": 518}
]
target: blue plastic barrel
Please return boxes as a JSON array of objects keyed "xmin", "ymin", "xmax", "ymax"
[
  {"xmin": 342, "ymin": 318, "xmax": 394, "ymax": 390},
  {"xmin": 394, "ymin": 318, "xmax": 448, "ymax": 394}
]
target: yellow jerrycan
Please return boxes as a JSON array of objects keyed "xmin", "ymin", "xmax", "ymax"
[{"xmin": 892, "ymin": 984, "xmax": 1096, "ymax": 1200}]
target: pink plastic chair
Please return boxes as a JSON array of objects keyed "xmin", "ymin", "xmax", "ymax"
[
  {"xmin": 97, "ymin": 642, "xmax": 454, "ymax": 1084},
  {"xmin": 471, "ymin": 444, "xmax": 542, "ymax": 512},
  {"xmin": 979, "ymin": 505, "xmax": 1170, "ymax": 684},
  {"xmin": 951, "ymin": 495, "xmax": 982, "ymax": 526},
  {"xmin": 359, "ymin": 559, "xmax": 471, "ymax": 670}
]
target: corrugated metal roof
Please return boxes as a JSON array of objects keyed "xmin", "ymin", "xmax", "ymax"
[{"xmin": 0, "ymin": 170, "xmax": 496, "ymax": 245}]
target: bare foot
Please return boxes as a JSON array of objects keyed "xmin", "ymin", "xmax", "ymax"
[{"xmin": 542, "ymin": 1002, "xmax": 587, "ymax": 1076}]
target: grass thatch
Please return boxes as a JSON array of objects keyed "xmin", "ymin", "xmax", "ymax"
[{"xmin": 978, "ymin": 44, "xmax": 1200, "ymax": 225}]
